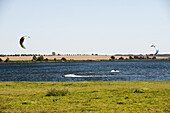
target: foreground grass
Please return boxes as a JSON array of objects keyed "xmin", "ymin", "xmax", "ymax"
[{"xmin": 0, "ymin": 81, "xmax": 169, "ymax": 113}]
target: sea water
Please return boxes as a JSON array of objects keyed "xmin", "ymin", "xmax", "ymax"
[{"xmin": 0, "ymin": 60, "xmax": 170, "ymax": 81}]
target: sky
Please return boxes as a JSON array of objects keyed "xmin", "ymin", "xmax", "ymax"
[{"xmin": 0, "ymin": 0, "xmax": 170, "ymax": 55}]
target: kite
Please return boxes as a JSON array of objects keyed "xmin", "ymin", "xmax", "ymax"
[
  {"xmin": 19, "ymin": 36, "xmax": 30, "ymax": 49},
  {"xmin": 150, "ymin": 45, "xmax": 159, "ymax": 55}
]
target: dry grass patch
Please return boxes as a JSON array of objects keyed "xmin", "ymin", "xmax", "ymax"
[{"xmin": 46, "ymin": 88, "xmax": 69, "ymax": 96}]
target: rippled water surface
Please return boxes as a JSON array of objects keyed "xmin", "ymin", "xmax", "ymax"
[{"xmin": 0, "ymin": 60, "xmax": 170, "ymax": 81}]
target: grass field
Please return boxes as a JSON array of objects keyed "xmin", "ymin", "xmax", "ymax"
[{"xmin": 0, "ymin": 81, "xmax": 170, "ymax": 113}]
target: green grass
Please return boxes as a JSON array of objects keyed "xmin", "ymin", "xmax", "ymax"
[{"xmin": 0, "ymin": 81, "xmax": 169, "ymax": 112}]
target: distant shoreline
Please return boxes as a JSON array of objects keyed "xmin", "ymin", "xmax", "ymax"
[{"xmin": 0, "ymin": 55, "xmax": 170, "ymax": 63}]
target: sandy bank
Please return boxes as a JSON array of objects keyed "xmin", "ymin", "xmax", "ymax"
[{"xmin": 0, "ymin": 55, "xmax": 169, "ymax": 61}]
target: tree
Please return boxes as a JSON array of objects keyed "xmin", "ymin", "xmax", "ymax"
[
  {"xmin": 129, "ymin": 56, "xmax": 133, "ymax": 59},
  {"xmin": 37, "ymin": 56, "xmax": 44, "ymax": 61},
  {"xmin": 54, "ymin": 58, "xmax": 57, "ymax": 61},
  {"xmin": 134, "ymin": 56, "xmax": 139, "ymax": 59},
  {"xmin": 52, "ymin": 52, "xmax": 56, "ymax": 56},
  {"xmin": 110, "ymin": 56, "xmax": 115, "ymax": 60},
  {"xmin": 0, "ymin": 58, "xmax": 3, "ymax": 62},
  {"xmin": 4, "ymin": 58, "xmax": 9, "ymax": 62},
  {"xmin": 45, "ymin": 58, "xmax": 48, "ymax": 61},
  {"xmin": 139, "ymin": 56, "xmax": 144, "ymax": 59},
  {"xmin": 146, "ymin": 56, "xmax": 150, "ymax": 59},
  {"xmin": 61, "ymin": 57, "xmax": 66, "ymax": 61},
  {"xmin": 152, "ymin": 56, "xmax": 156, "ymax": 59},
  {"xmin": 32, "ymin": 55, "xmax": 37, "ymax": 61},
  {"xmin": 119, "ymin": 57, "xmax": 124, "ymax": 60}
]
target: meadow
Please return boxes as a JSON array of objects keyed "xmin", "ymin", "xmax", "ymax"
[{"xmin": 0, "ymin": 81, "xmax": 169, "ymax": 112}]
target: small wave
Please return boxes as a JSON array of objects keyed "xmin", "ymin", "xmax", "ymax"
[
  {"xmin": 111, "ymin": 70, "xmax": 119, "ymax": 72},
  {"xmin": 63, "ymin": 74, "xmax": 138, "ymax": 78},
  {"xmin": 63, "ymin": 74, "xmax": 83, "ymax": 77}
]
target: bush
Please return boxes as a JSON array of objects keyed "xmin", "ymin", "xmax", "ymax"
[
  {"xmin": 110, "ymin": 56, "xmax": 115, "ymax": 60},
  {"xmin": 37, "ymin": 56, "xmax": 44, "ymax": 61},
  {"xmin": 134, "ymin": 56, "xmax": 139, "ymax": 59},
  {"xmin": 139, "ymin": 56, "xmax": 144, "ymax": 59},
  {"xmin": 119, "ymin": 57, "xmax": 124, "ymax": 60},
  {"xmin": 32, "ymin": 55, "xmax": 37, "ymax": 61},
  {"xmin": 146, "ymin": 56, "xmax": 150, "ymax": 59},
  {"xmin": 134, "ymin": 89, "xmax": 145, "ymax": 93},
  {"xmin": 4, "ymin": 58, "xmax": 9, "ymax": 62},
  {"xmin": 61, "ymin": 57, "xmax": 66, "ymax": 61},
  {"xmin": 46, "ymin": 88, "xmax": 69, "ymax": 96},
  {"xmin": 54, "ymin": 58, "xmax": 57, "ymax": 61},
  {"xmin": 0, "ymin": 58, "xmax": 3, "ymax": 62},
  {"xmin": 117, "ymin": 101, "xmax": 124, "ymax": 104},
  {"xmin": 152, "ymin": 56, "xmax": 156, "ymax": 59},
  {"xmin": 45, "ymin": 58, "xmax": 48, "ymax": 61},
  {"xmin": 22, "ymin": 101, "xmax": 32, "ymax": 105},
  {"xmin": 129, "ymin": 56, "xmax": 133, "ymax": 59}
]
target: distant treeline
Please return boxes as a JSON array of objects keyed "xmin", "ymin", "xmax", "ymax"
[
  {"xmin": 0, "ymin": 54, "xmax": 42, "ymax": 57},
  {"xmin": 0, "ymin": 54, "xmax": 99, "ymax": 57},
  {"xmin": 0, "ymin": 53, "xmax": 170, "ymax": 57},
  {"xmin": 0, "ymin": 56, "xmax": 72, "ymax": 63},
  {"xmin": 115, "ymin": 54, "xmax": 170, "ymax": 56},
  {"xmin": 110, "ymin": 55, "xmax": 158, "ymax": 60}
]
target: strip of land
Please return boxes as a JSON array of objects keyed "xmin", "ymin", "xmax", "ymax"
[
  {"xmin": 0, "ymin": 81, "xmax": 169, "ymax": 112},
  {"xmin": 0, "ymin": 55, "xmax": 170, "ymax": 61}
]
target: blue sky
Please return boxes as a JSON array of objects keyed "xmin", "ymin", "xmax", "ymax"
[{"xmin": 0, "ymin": 0, "xmax": 170, "ymax": 55}]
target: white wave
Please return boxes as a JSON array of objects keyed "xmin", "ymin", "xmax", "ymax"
[
  {"xmin": 64, "ymin": 74, "xmax": 121, "ymax": 78},
  {"xmin": 111, "ymin": 70, "xmax": 119, "ymax": 72},
  {"xmin": 63, "ymin": 74, "xmax": 83, "ymax": 77}
]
